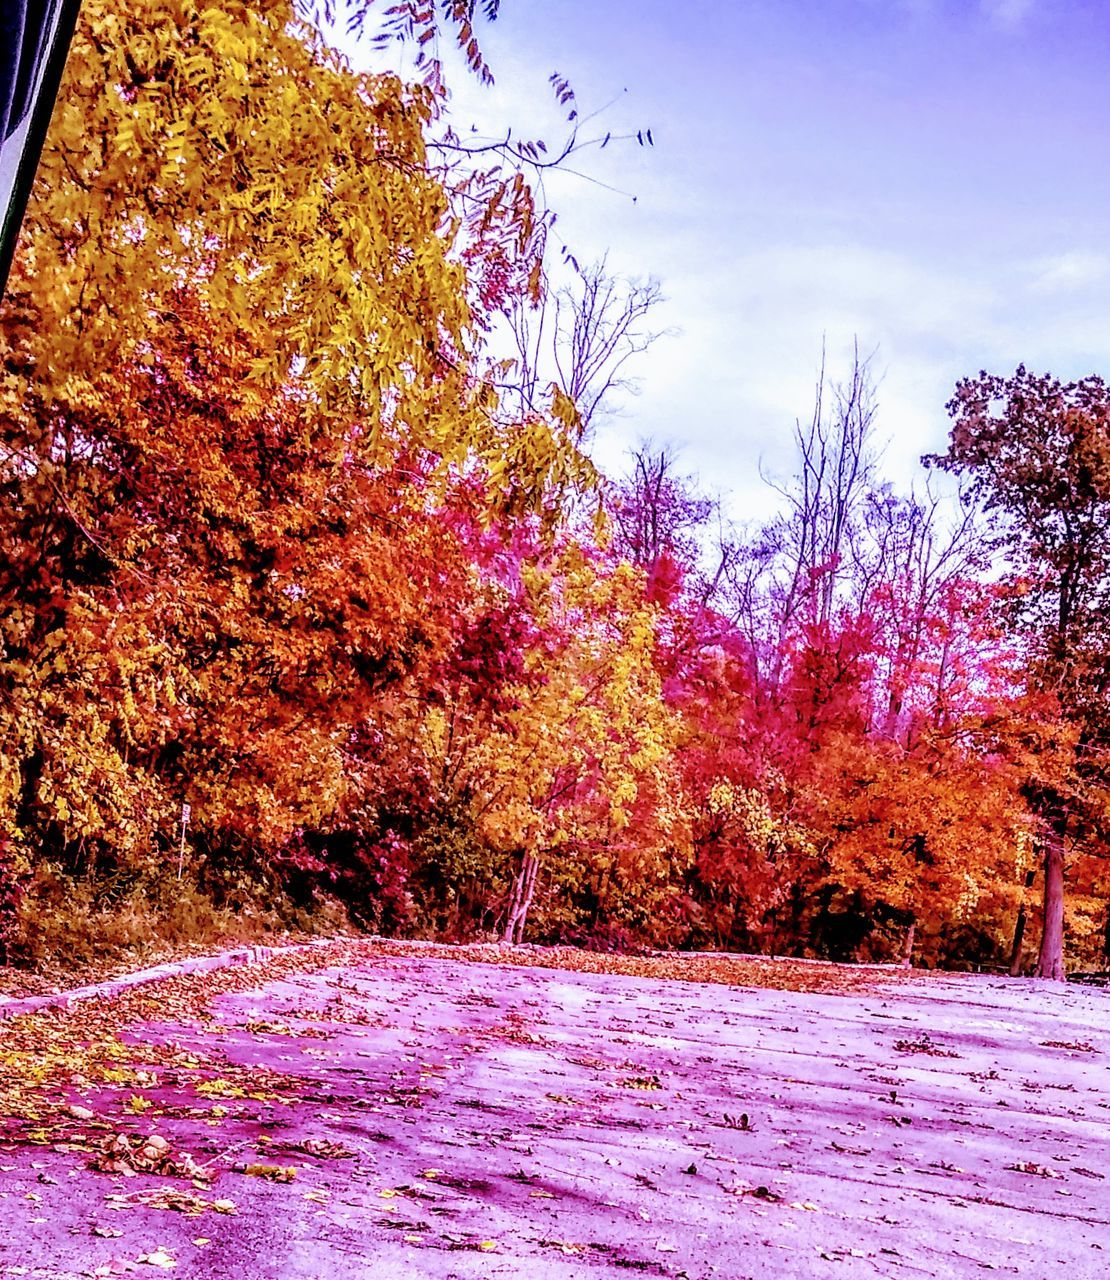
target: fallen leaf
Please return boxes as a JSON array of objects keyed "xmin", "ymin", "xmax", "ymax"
[
  {"xmin": 137, "ymin": 1248, "xmax": 177, "ymax": 1269},
  {"xmin": 1007, "ymin": 1161, "xmax": 1062, "ymax": 1179},
  {"xmin": 242, "ymin": 1163, "xmax": 296, "ymax": 1183}
]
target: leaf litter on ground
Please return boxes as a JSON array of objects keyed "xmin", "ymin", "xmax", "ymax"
[{"xmin": 0, "ymin": 937, "xmax": 912, "ymax": 1229}]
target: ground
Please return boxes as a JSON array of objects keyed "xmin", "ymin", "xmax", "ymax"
[{"xmin": 0, "ymin": 943, "xmax": 1107, "ymax": 1278}]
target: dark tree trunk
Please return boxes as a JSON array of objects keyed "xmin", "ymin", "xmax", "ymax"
[
  {"xmin": 1035, "ymin": 824, "xmax": 1066, "ymax": 981},
  {"xmin": 1008, "ymin": 867, "xmax": 1037, "ymax": 976}
]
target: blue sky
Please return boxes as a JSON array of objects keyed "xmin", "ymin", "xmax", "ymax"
[{"xmin": 353, "ymin": 0, "xmax": 1110, "ymax": 518}]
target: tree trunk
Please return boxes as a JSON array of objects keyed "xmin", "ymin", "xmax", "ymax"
[
  {"xmin": 502, "ymin": 860, "xmax": 524, "ymax": 943},
  {"xmin": 900, "ymin": 919, "xmax": 916, "ymax": 968},
  {"xmin": 512, "ymin": 853, "xmax": 539, "ymax": 944},
  {"xmin": 502, "ymin": 852, "xmax": 539, "ymax": 945},
  {"xmin": 1008, "ymin": 868, "xmax": 1037, "ymax": 976},
  {"xmin": 1034, "ymin": 825, "xmax": 1066, "ymax": 981}
]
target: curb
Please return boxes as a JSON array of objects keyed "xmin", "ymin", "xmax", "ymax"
[{"xmin": 0, "ymin": 937, "xmax": 339, "ymax": 1023}]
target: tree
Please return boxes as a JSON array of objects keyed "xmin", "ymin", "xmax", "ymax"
[
  {"xmin": 0, "ymin": 289, "xmax": 478, "ymax": 892},
  {"xmin": 848, "ymin": 484, "xmax": 988, "ymax": 742},
  {"xmin": 683, "ymin": 350, "xmax": 1029, "ymax": 966},
  {"xmin": 7, "ymin": 0, "xmax": 590, "ymax": 512},
  {"xmin": 609, "ymin": 445, "xmax": 714, "ymax": 579},
  {"xmin": 409, "ymin": 543, "xmax": 687, "ymax": 945},
  {"xmin": 928, "ymin": 367, "xmax": 1110, "ymax": 979},
  {"xmin": 720, "ymin": 344, "xmax": 879, "ymax": 699},
  {"xmin": 763, "ymin": 342, "xmax": 879, "ymax": 632},
  {"xmin": 0, "ymin": 0, "xmax": 599, "ymax": 936},
  {"xmin": 505, "ymin": 258, "xmax": 665, "ymax": 436}
]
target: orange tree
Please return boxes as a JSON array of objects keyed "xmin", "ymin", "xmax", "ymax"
[
  {"xmin": 0, "ymin": 0, "xmax": 592, "ymax": 935},
  {"xmin": 928, "ymin": 368, "xmax": 1110, "ymax": 977}
]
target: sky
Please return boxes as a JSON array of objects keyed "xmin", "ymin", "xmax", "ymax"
[{"xmin": 348, "ymin": 0, "xmax": 1110, "ymax": 523}]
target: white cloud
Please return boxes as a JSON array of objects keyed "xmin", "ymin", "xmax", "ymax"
[
  {"xmin": 1028, "ymin": 251, "xmax": 1110, "ymax": 294},
  {"xmin": 590, "ymin": 233, "xmax": 1110, "ymax": 515},
  {"xmin": 981, "ymin": 0, "xmax": 1038, "ymax": 29},
  {"xmin": 329, "ymin": 0, "xmax": 1110, "ymax": 518},
  {"xmin": 587, "ymin": 242, "xmax": 1001, "ymax": 510}
]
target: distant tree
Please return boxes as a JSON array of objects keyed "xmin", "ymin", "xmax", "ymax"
[
  {"xmin": 690, "ymin": 347, "xmax": 1023, "ymax": 965},
  {"xmin": 719, "ymin": 343, "xmax": 878, "ymax": 696},
  {"xmin": 848, "ymin": 484, "xmax": 987, "ymax": 742},
  {"xmin": 505, "ymin": 258, "xmax": 665, "ymax": 435},
  {"xmin": 766, "ymin": 342, "xmax": 879, "ymax": 631},
  {"xmin": 927, "ymin": 366, "xmax": 1110, "ymax": 980},
  {"xmin": 609, "ymin": 445, "xmax": 713, "ymax": 576}
]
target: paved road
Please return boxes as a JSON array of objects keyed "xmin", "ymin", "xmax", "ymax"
[{"xmin": 1, "ymin": 952, "xmax": 1108, "ymax": 1278}]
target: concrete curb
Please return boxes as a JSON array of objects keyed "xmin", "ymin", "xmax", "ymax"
[
  {"xmin": 0, "ymin": 937, "xmax": 340, "ymax": 1022},
  {"xmin": 6, "ymin": 937, "xmax": 1043, "ymax": 1025}
]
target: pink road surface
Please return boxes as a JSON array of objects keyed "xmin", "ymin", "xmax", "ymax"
[{"xmin": 1, "ymin": 953, "xmax": 1107, "ymax": 1278}]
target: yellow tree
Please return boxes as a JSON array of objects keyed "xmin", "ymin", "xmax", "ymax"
[
  {"xmin": 6, "ymin": 0, "xmax": 590, "ymax": 496},
  {"xmin": 419, "ymin": 546, "xmax": 690, "ymax": 944}
]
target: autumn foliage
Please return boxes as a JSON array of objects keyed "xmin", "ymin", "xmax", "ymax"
[{"xmin": 1, "ymin": 2, "xmax": 1107, "ymax": 975}]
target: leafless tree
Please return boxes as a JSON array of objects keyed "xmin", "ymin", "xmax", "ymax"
[
  {"xmin": 717, "ymin": 341, "xmax": 879, "ymax": 694},
  {"xmin": 768, "ymin": 340, "xmax": 879, "ymax": 630},
  {"xmin": 848, "ymin": 482, "xmax": 986, "ymax": 741},
  {"xmin": 609, "ymin": 444, "xmax": 712, "ymax": 572},
  {"xmin": 505, "ymin": 257, "xmax": 665, "ymax": 435}
]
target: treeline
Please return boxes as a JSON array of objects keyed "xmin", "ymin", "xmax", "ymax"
[
  {"xmin": 602, "ymin": 358, "xmax": 1110, "ymax": 976},
  {"xmin": 1, "ymin": 1, "xmax": 1107, "ymax": 976}
]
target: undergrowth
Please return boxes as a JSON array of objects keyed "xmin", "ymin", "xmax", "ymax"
[{"xmin": 1, "ymin": 862, "xmax": 352, "ymax": 993}]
